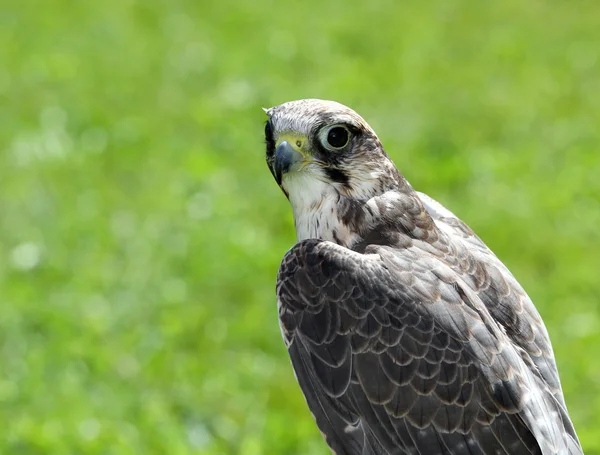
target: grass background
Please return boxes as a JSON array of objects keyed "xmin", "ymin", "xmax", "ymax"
[{"xmin": 1, "ymin": 0, "xmax": 599, "ymax": 453}]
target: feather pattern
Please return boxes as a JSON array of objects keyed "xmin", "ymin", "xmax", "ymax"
[
  {"xmin": 277, "ymin": 236, "xmax": 581, "ymax": 454},
  {"xmin": 266, "ymin": 99, "xmax": 582, "ymax": 455}
]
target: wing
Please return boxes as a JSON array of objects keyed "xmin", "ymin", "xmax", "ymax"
[
  {"xmin": 277, "ymin": 239, "xmax": 582, "ymax": 455},
  {"xmin": 417, "ymin": 192, "xmax": 572, "ymax": 411}
]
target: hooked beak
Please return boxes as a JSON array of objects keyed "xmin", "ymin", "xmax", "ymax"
[{"xmin": 274, "ymin": 140, "xmax": 305, "ymax": 185}]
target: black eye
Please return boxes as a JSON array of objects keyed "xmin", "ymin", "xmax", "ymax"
[
  {"xmin": 326, "ymin": 126, "xmax": 350, "ymax": 149},
  {"xmin": 265, "ymin": 120, "xmax": 275, "ymax": 156},
  {"xmin": 265, "ymin": 120, "xmax": 273, "ymax": 142}
]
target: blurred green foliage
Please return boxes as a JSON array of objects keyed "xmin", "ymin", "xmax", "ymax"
[{"xmin": 0, "ymin": 0, "xmax": 599, "ymax": 453}]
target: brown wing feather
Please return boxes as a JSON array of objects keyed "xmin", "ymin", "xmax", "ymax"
[
  {"xmin": 418, "ymin": 192, "xmax": 569, "ymax": 409},
  {"xmin": 277, "ymin": 239, "xmax": 582, "ymax": 455}
]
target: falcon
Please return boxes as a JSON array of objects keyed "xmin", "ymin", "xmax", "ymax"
[{"xmin": 264, "ymin": 99, "xmax": 582, "ymax": 455}]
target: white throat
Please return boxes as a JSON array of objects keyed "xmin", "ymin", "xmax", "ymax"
[{"xmin": 283, "ymin": 173, "xmax": 361, "ymax": 246}]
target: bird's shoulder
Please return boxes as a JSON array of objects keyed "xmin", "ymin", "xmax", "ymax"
[
  {"xmin": 277, "ymin": 192, "xmax": 564, "ymax": 404},
  {"xmin": 275, "ymin": 237, "xmax": 580, "ymax": 454},
  {"xmin": 416, "ymin": 192, "xmax": 566, "ymax": 403}
]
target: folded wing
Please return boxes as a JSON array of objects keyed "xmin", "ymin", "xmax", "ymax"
[{"xmin": 277, "ymin": 239, "xmax": 582, "ymax": 455}]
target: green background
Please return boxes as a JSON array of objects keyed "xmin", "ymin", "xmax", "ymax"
[{"xmin": 1, "ymin": 1, "xmax": 599, "ymax": 453}]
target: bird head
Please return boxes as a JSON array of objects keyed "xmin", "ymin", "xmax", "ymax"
[{"xmin": 264, "ymin": 99, "xmax": 401, "ymax": 207}]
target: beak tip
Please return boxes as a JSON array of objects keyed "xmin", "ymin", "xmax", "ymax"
[{"xmin": 273, "ymin": 140, "xmax": 303, "ymax": 184}]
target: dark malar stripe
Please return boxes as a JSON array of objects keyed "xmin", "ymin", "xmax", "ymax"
[{"xmin": 325, "ymin": 168, "xmax": 349, "ymax": 186}]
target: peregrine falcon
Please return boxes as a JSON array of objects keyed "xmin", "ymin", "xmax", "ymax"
[{"xmin": 264, "ymin": 99, "xmax": 582, "ymax": 455}]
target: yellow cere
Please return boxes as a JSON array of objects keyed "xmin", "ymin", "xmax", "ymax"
[{"xmin": 276, "ymin": 134, "xmax": 309, "ymax": 156}]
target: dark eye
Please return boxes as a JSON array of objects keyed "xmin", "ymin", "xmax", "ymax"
[
  {"xmin": 265, "ymin": 120, "xmax": 275, "ymax": 156},
  {"xmin": 326, "ymin": 126, "xmax": 350, "ymax": 149},
  {"xmin": 265, "ymin": 120, "xmax": 273, "ymax": 142}
]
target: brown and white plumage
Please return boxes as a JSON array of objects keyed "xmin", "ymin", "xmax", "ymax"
[{"xmin": 264, "ymin": 99, "xmax": 582, "ymax": 455}]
